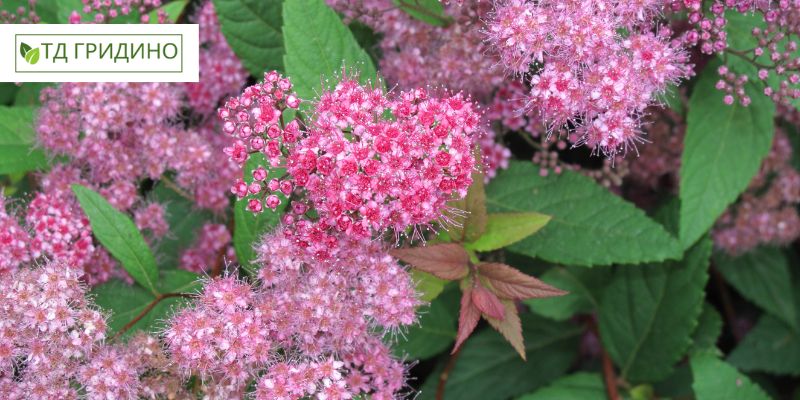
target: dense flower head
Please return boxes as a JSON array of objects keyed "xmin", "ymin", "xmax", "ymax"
[
  {"xmin": 0, "ymin": 260, "xmax": 108, "ymax": 398},
  {"xmin": 164, "ymin": 275, "xmax": 271, "ymax": 386},
  {"xmin": 134, "ymin": 202, "xmax": 169, "ymax": 240},
  {"xmin": 286, "ymin": 78, "xmax": 478, "ymax": 241},
  {"xmin": 486, "ymin": 0, "xmax": 691, "ymax": 157}
]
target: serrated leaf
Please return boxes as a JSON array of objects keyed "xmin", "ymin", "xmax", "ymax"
[
  {"xmin": 72, "ymin": 184, "xmax": 159, "ymax": 295},
  {"xmin": 598, "ymin": 238, "xmax": 712, "ymax": 383},
  {"xmin": 283, "ymin": 0, "xmax": 379, "ymax": 101},
  {"xmin": 420, "ymin": 314, "xmax": 581, "ymax": 400},
  {"xmin": 518, "ymin": 373, "xmax": 611, "ymax": 400},
  {"xmin": 525, "ymin": 266, "xmax": 610, "ymax": 321},
  {"xmin": 453, "ymin": 286, "xmax": 481, "ymax": 354},
  {"xmin": 728, "ymin": 315, "xmax": 800, "ymax": 376},
  {"xmin": 486, "ymin": 161, "xmax": 682, "ymax": 266},
  {"xmin": 212, "ymin": 0, "xmax": 283, "ymax": 75},
  {"xmin": 234, "ymin": 154, "xmax": 287, "ymax": 274},
  {"xmin": 679, "ymin": 59, "xmax": 775, "ymax": 248},
  {"xmin": 691, "ymin": 353, "xmax": 772, "ymax": 400},
  {"xmin": 392, "ymin": 0, "xmax": 451, "ymax": 27},
  {"xmin": 92, "ymin": 269, "xmax": 200, "ymax": 338},
  {"xmin": 477, "ymin": 262, "xmax": 566, "ymax": 300},
  {"xmin": 395, "ymin": 288, "xmax": 458, "ymax": 360},
  {"xmin": 484, "ymin": 299, "xmax": 525, "ymax": 360},
  {"xmin": 390, "ymin": 243, "xmax": 469, "ymax": 281},
  {"xmin": 691, "ymin": 303, "xmax": 723, "ymax": 354},
  {"xmin": 714, "ymin": 247, "xmax": 797, "ymax": 329},
  {"xmin": 0, "ymin": 106, "xmax": 47, "ymax": 174},
  {"xmin": 465, "ymin": 212, "xmax": 550, "ymax": 252}
]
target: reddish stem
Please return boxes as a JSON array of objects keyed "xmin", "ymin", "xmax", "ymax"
[
  {"xmin": 588, "ymin": 317, "xmax": 620, "ymax": 400},
  {"xmin": 110, "ymin": 292, "xmax": 191, "ymax": 341},
  {"xmin": 436, "ymin": 346, "xmax": 462, "ymax": 400}
]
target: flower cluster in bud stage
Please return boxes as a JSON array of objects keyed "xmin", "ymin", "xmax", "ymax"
[
  {"xmin": 68, "ymin": 0, "xmax": 164, "ymax": 24},
  {"xmin": 673, "ymin": 0, "xmax": 800, "ymax": 106},
  {"xmin": 0, "ymin": 0, "xmax": 40, "ymax": 23}
]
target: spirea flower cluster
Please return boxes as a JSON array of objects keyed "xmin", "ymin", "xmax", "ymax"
[
  {"xmin": 165, "ymin": 236, "xmax": 417, "ymax": 398},
  {"xmin": 221, "ymin": 72, "xmax": 479, "ymax": 254},
  {"xmin": 486, "ymin": 0, "xmax": 691, "ymax": 157}
]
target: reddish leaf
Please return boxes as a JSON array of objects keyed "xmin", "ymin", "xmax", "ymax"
[
  {"xmin": 453, "ymin": 286, "xmax": 481, "ymax": 354},
  {"xmin": 471, "ymin": 284, "xmax": 506, "ymax": 321},
  {"xmin": 390, "ymin": 243, "xmax": 469, "ymax": 280},
  {"xmin": 485, "ymin": 299, "xmax": 526, "ymax": 360},
  {"xmin": 478, "ymin": 262, "xmax": 568, "ymax": 300}
]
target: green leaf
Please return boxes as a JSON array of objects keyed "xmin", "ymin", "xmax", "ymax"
[
  {"xmin": 418, "ymin": 314, "xmax": 581, "ymax": 400},
  {"xmin": 598, "ymin": 238, "xmax": 712, "ymax": 383},
  {"xmin": 691, "ymin": 353, "xmax": 772, "ymax": 400},
  {"xmin": 525, "ymin": 266, "xmax": 610, "ymax": 321},
  {"xmin": 0, "ymin": 106, "xmax": 48, "ymax": 174},
  {"xmin": 20, "ymin": 42, "xmax": 31, "ymax": 58},
  {"xmin": 728, "ymin": 315, "xmax": 800, "ymax": 376},
  {"xmin": 714, "ymin": 247, "xmax": 797, "ymax": 329},
  {"xmin": 690, "ymin": 303, "xmax": 723, "ymax": 354},
  {"xmin": 518, "ymin": 373, "xmax": 612, "ymax": 400},
  {"xmin": 72, "ymin": 184, "xmax": 159, "ymax": 295},
  {"xmin": 92, "ymin": 269, "xmax": 200, "ymax": 338},
  {"xmin": 413, "ymin": 270, "xmax": 447, "ymax": 302},
  {"xmin": 233, "ymin": 154, "xmax": 286, "ymax": 274},
  {"xmin": 465, "ymin": 212, "xmax": 550, "ymax": 252},
  {"xmin": 395, "ymin": 287, "xmax": 457, "ymax": 360},
  {"xmin": 679, "ymin": 60, "xmax": 775, "ymax": 248},
  {"xmin": 283, "ymin": 0, "xmax": 379, "ymax": 101},
  {"xmin": 212, "ymin": 0, "xmax": 283, "ymax": 76},
  {"xmin": 392, "ymin": 0, "xmax": 451, "ymax": 27},
  {"xmin": 486, "ymin": 161, "xmax": 682, "ymax": 266},
  {"xmin": 148, "ymin": 183, "xmax": 213, "ymax": 269}
]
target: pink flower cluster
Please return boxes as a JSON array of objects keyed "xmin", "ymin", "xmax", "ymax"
[
  {"xmin": 0, "ymin": 260, "xmax": 107, "ymax": 399},
  {"xmin": 166, "ymin": 235, "xmax": 415, "ymax": 398},
  {"xmin": 286, "ymin": 79, "xmax": 478, "ymax": 241},
  {"xmin": 221, "ymin": 72, "xmax": 479, "ymax": 254},
  {"xmin": 486, "ymin": 0, "xmax": 690, "ymax": 156}
]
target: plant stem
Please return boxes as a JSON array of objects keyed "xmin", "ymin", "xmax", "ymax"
[
  {"xmin": 110, "ymin": 292, "xmax": 192, "ymax": 341},
  {"xmin": 436, "ymin": 347, "xmax": 462, "ymax": 400},
  {"xmin": 588, "ymin": 317, "xmax": 620, "ymax": 400}
]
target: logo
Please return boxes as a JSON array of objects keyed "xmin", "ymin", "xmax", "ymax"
[
  {"xmin": 19, "ymin": 42, "xmax": 39, "ymax": 65},
  {"xmin": 1, "ymin": 24, "xmax": 199, "ymax": 82}
]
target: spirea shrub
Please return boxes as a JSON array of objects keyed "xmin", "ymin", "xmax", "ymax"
[{"xmin": 2, "ymin": 0, "xmax": 800, "ymax": 399}]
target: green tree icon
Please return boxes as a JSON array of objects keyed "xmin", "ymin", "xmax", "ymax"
[{"xmin": 19, "ymin": 42, "xmax": 39, "ymax": 65}]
